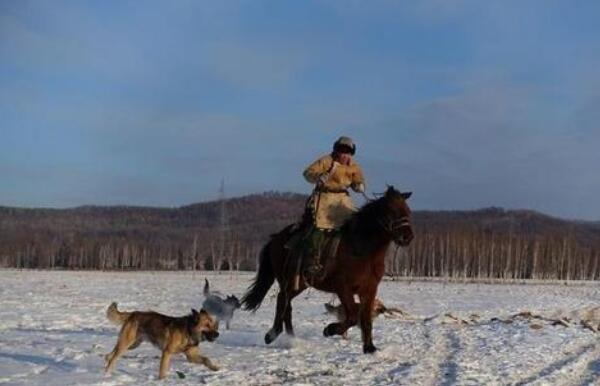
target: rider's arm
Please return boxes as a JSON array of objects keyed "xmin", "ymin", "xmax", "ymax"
[
  {"xmin": 303, "ymin": 155, "xmax": 332, "ymax": 184},
  {"xmin": 350, "ymin": 164, "xmax": 366, "ymax": 192}
]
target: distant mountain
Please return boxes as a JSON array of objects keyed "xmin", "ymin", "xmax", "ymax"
[
  {"xmin": 1, "ymin": 192, "xmax": 598, "ymax": 280},
  {"xmin": 0, "ymin": 192, "xmax": 306, "ymax": 271},
  {"xmin": 415, "ymin": 207, "xmax": 600, "ymax": 249}
]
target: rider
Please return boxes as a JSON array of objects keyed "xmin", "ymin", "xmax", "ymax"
[{"xmin": 301, "ymin": 136, "xmax": 365, "ymax": 279}]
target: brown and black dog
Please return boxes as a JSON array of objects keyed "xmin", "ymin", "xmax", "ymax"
[
  {"xmin": 105, "ymin": 302, "xmax": 220, "ymax": 379},
  {"xmin": 324, "ymin": 298, "xmax": 388, "ymax": 339}
]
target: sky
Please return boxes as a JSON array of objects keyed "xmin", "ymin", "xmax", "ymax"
[{"xmin": 1, "ymin": 0, "xmax": 599, "ymax": 220}]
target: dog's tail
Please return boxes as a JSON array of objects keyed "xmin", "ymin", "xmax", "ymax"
[
  {"xmin": 241, "ymin": 241, "xmax": 275, "ymax": 312},
  {"xmin": 106, "ymin": 302, "xmax": 131, "ymax": 325},
  {"xmin": 204, "ymin": 278, "xmax": 210, "ymax": 296}
]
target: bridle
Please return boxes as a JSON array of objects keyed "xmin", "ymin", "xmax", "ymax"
[
  {"xmin": 361, "ymin": 191, "xmax": 413, "ymax": 245},
  {"xmin": 378, "ymin": 214, "xmax": 412, "ymax": 245}
]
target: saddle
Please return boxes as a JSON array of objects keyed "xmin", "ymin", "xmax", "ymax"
[
  {"xmin": 284, "ymin": 221, "xmax": 342, "ymax": 281},
  {"xmin": 319, "ymin": 230, "xmax": 342, "ymax": 265}
]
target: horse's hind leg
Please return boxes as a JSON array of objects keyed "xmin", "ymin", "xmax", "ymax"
[
  {"xmin": 323, "ymin": 290, "xmax": 359, "ymax": 338},
  {"xmin": 265, "ymin": 290, "xmax": 288, "ymax": 344},
  {"xmin": 283, "ymin": 289, "xmax": 302, "ymax": 336},
  {"xmin": 283, "ymin": 299, "xmax": 294, "ymax": 336}
]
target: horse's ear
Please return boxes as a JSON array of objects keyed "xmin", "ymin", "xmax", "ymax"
[
  {"xmin": 401, "ymin": 191, "xmax": 412, "ymax": 200},
  {"xmin": 385, "ymin": 185, "xmax": 395, "ymax": 196}
]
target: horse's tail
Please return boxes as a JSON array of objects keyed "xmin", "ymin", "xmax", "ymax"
[{"xmin": 241, "ymin": 241, "xmax": 275, "ymax": 312}]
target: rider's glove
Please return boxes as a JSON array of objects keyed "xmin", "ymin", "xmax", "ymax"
[
  {"xmin": 317, "ymin": 173, "xmax": 329, "ymax": 186},
  {"xmin": 351, "ymin": 182, "xmax": 365, "ymax": 193}
]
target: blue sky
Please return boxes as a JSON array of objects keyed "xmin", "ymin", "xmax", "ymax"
[{"xmin": 1, "ymin": 0, "xmax": 599, "ymax": 220}]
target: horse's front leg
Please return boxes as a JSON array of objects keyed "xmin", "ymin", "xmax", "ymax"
[
  {"xmin": 323, "ymin": 290, "xmax": 358, "ymax": 337},
  {"xmin": 358, "ymin": 290, "xmax": 377, "ymax": 354}
]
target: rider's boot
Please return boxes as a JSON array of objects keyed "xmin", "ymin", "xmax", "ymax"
[
  {"xmin": 303, "ymin": 229, "xmax": 327, "ymax": 282},
  {"xmin": 304, "ymin": 251, "xmax": 324, "ymax": 281}
]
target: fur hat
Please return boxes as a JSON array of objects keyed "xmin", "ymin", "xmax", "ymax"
[{"xmin": 333, "ymin": 136, "xmax": 356, "ymax": 155}]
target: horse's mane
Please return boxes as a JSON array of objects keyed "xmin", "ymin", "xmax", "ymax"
[
  {"xmin": 340, "ymin": 187, "xmax": 412, "ymax": 257},
  {"xmin": 342, "ymin": 194, "xmax": 388, "ymax": 236}
]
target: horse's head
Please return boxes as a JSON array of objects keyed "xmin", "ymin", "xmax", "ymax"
[{"xmin": 380, "ymin": 185, "xmax": 414, "ymax": 247}]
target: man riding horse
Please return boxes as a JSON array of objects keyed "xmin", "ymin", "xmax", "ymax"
[
  {"xmin": 241, "ymin": 136, "xmax": 413, "ymax": 354},
  {"xmin": 300, "ymin": 136, "xmax": 366, "ymax": 281}
]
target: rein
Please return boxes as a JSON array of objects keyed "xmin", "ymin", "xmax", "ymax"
[{"xmin": 360, "ymin": 191, "xmax": 374, "ymax": 202}]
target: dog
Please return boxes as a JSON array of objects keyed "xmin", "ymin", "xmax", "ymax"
[
  {"xmin": 202, "ymin": 278, "xmax": 241, "ymax": 330},
  {"xmin": 105, "ymin": 302, "xmax": 220, "ymax": 379},
  {"xmin": 324, "ymin": 298, "xmax": 388, "ymax": 339}
]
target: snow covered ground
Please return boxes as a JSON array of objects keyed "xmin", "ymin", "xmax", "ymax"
[{"xmin": 0, "ymin": 270, "xmax": 598, "ymax": 386}]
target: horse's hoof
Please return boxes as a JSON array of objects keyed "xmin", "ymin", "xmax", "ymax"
[
  {"xmin": 363, "ymin": 343, "xmax": 378, "ymax": 354},
  {"xmin": 265, "ymin": 328, "xmax": 280, "ymax": 345},
  {"xmin": 264, "ymin": 333, "xmax": 274, "ymax": 345},
  {"xmin": 264, "ymin": 332, "xmax": 276, "ymax": 345},
  {"xmin": 323, "ymin": 324, "xmax": 336, "ymax": 337}
]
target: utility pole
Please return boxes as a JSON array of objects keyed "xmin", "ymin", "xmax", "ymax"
[{"xmin": 218, "ymin": 178, "xmax": 228, "ymax": 272}]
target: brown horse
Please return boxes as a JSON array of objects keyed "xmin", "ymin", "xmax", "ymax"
[{"xmin": 241, "ymin": 186, "xmax": 414, "ymax": 353}]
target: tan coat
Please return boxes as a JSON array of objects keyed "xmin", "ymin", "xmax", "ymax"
[{"xmin": 303, "ymin": 154, "xmax": 365, "ymax": 229}]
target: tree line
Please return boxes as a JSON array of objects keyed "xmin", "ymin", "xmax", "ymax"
[{"xmin": 1, "ymin": 194, "xmax": 599, "ymax": 280}]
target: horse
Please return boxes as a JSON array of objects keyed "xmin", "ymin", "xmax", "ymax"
[{"xmin": 241, "ymin": 185, "xmax": 414, "ymax": 353}]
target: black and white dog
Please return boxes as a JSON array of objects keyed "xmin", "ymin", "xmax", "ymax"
[{"xmin": 202, "ymin": 278, "xmax": 241, "ymax": 330}]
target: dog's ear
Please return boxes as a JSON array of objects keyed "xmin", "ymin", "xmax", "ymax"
[{"xmin": 191, "ymin": 308, "xmax": 200, "ymax": 323}]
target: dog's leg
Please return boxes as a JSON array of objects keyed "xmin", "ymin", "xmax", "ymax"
[
  {"xmin": 104, "ymin": 341, "xmax": 129, "ymax": 373},
  {"xmin": 158, "ymin": 350, "xmax": 172, "ymax": 379},
  {"xmin": 185, "ymin": 347, "xmax": 219, "ymax": 371},
  {"xmin": 105, "ymin": 324, "xmax": 137, "ymax": 374},
  {"xmin": 226, "ymin": 319, "xmax": 230, "ymax": 330},
  {"xmin": 128, "ymin": 338, "xmax": 142, "ymax": 350},
  {"xmin": 104, "ymin": 346, "xmax": 118, "ymax": 369}
]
